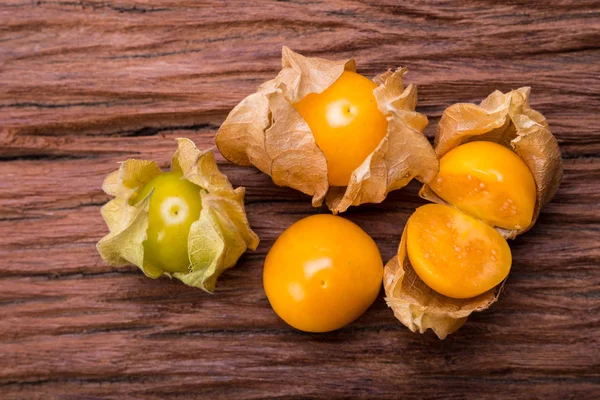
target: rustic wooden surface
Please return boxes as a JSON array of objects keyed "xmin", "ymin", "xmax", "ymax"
[{"xmin": 1, "ymin": 1, "xmax": 599, "ymax": 399}]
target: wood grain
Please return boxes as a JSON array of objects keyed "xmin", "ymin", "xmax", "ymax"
[{"xmin": 1, "ymin": 1, "xmax": 599, "ymax": 399}]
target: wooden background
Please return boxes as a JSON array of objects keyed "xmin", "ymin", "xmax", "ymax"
[{"xmin": 1, "ymin": 1, "xmax": 599, "ymax": 399}]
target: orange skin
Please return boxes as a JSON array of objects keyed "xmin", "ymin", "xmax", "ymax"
[
  {"xmin": 406, "ymin": 204, "xmax": 512, "ymax": 299},
  {"xmin": 263, "ymin": 214, "xmax": 383, "ymax": 332},
  {"xmin": 429, "ymin": 141, "xmax": 537, "ymax": 230},
  {"xmin": 294, "ymin": 71, "xmax": 388, "ymax": 187}
]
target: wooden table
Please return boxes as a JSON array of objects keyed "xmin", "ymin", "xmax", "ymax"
[{"xmin": 1, "ymin": 1, "xmax": 599, "ymax": 399}]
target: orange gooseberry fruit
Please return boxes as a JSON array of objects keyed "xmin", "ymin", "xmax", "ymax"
[
  {"xmin": 263, "ymin": 214, "xmax": 383, "ymax": 332},
  {"xmin": 294, "ymin": 71, "xmax": 388, "ymax": 187},
  {"xmin": 406, "ymin": 204, "xmax": 512, "ymax": 299},
  {"xmin": 428, "ymin": 141, "xmax": 537, "ymax": 230}
]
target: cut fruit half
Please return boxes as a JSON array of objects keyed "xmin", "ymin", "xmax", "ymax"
[{"xmin": 406, "ymin": 204, "xmax": 511, "ymax": 299}]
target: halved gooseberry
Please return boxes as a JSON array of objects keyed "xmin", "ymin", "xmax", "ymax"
[{"xmin": 406, "ymin": 204, "xmax": 511, "ymax": 299}]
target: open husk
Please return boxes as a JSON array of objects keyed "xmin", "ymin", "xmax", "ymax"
[
  {"xmin": 97, "ymin": 138, "xmax": 259, "ymax": 292},
  {"xmin": 420, "ymin": 87, "xmax": 563, "ymax": 238},
  {"xmin": 216, "ymin": 46, "xmax": 438, "ymax": 214},
  {"xmin": 384, "ymin": 226, "xmax": 502, "ymax": 339},
  {"xmin": 385, "ymin": 88, "xmax": 562, "ymax": 338}
]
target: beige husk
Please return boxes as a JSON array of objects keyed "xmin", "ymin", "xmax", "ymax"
[
  {"xmin": 384, "ymin": 227, "xmax": 501, "ymax": 340},
  {"xmin": 97, "ymin": 138, "xmax": 259, "ymax": 293},
  {"xmin": 216, "ymin": 46, "xmax": 438, "ymax": 213},
  {"xmin": 384, "ymin": 88, "xmax": 562, "ymax": 339},
  {"xmin": 420, "ymin": 87, "xmax": 563, "ymax": 238}
]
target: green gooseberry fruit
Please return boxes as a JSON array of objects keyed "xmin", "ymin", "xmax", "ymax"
[{"xmin": 132, "ymin": 171, "xmax": 202, "ymax": 274}]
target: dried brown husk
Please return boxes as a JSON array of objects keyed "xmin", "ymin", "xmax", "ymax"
[
  {"xmin": 216, "ymin": 46, "xmax": 438, "ymax": 213},
  {"xmin": 97, "ymin": 138, "xmax": 259, "ymax": 292},
  {"xmin": 384, "ymin": 88, "xmax": 562, "ymax": 338},
  {"xmin": 383, "ymin": 226, "xmax": 502, "ymax": 339},
  {"xmin": 420, "ymin": 87, "xmax": 563, "ymax": 238}
]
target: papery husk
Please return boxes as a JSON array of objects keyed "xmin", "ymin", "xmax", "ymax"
[
  {"xmin": 97, "ymin": 138, "xmax": 259, "ymax": 292},
  {"xmin": 216, "ymin": 46, "xmax": 438, "ymax": 213},
  {"xmin": 383, "ymin": 226, "xmax": 501, "ymax": 339},
  {"xmin": 420, "ymin": 87, "xmax": 563, "ymax": 238}
]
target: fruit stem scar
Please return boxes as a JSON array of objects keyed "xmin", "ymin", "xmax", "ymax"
[{"xmin": 161, "ymin": 196, "xmax": 189, "ymax": 225}]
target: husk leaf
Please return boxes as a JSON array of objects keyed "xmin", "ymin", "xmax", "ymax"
[
  {"xmin": 216, "ymin": 46, "xmax": 438, "ymax": 213},
  {"xmin": 386, "ymin": 88, "xmax": 563, "ymax": 338},
  {"xmin": 383, "ymin": 226, "xmax": 500, "ymax": 339},
  {"xmin": 97, "ymin": 138, "xmax": 259, "ymax": 292},
  {"xmin": 97, "ymin": 159, "xmax": 162, "ymax": 272},
  {"xmin": 420, "ymin": 87, "xmax": 563, "ymax": 238}
]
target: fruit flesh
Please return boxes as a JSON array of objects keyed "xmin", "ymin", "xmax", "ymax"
[
  {"xmin": 132, "ymin": 171, "xmax": 202, "ymax": 274},
  {"xmin": 428, "ymin": 141, "xmax": 537, "ymax": 230},
  {"xmin": 294, "ymin": 71, "xmax": 388, "ymax": 187},
  {"xmin": 406, "ymin": 204, "xmax": 511, "ymax": 299},
  {"xmin": 263, "ymin": 214, "xmax": 383, "ymax": 332}
]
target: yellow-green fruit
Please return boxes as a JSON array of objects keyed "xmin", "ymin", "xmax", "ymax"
[{"xmin": 133, "ymin": 171, "xmax": 202, "ymax": 274}]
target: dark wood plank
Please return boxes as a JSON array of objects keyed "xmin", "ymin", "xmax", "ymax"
[{"xmin": 1, "ymin": 1, "xmax": 599, "ymax": 399}]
